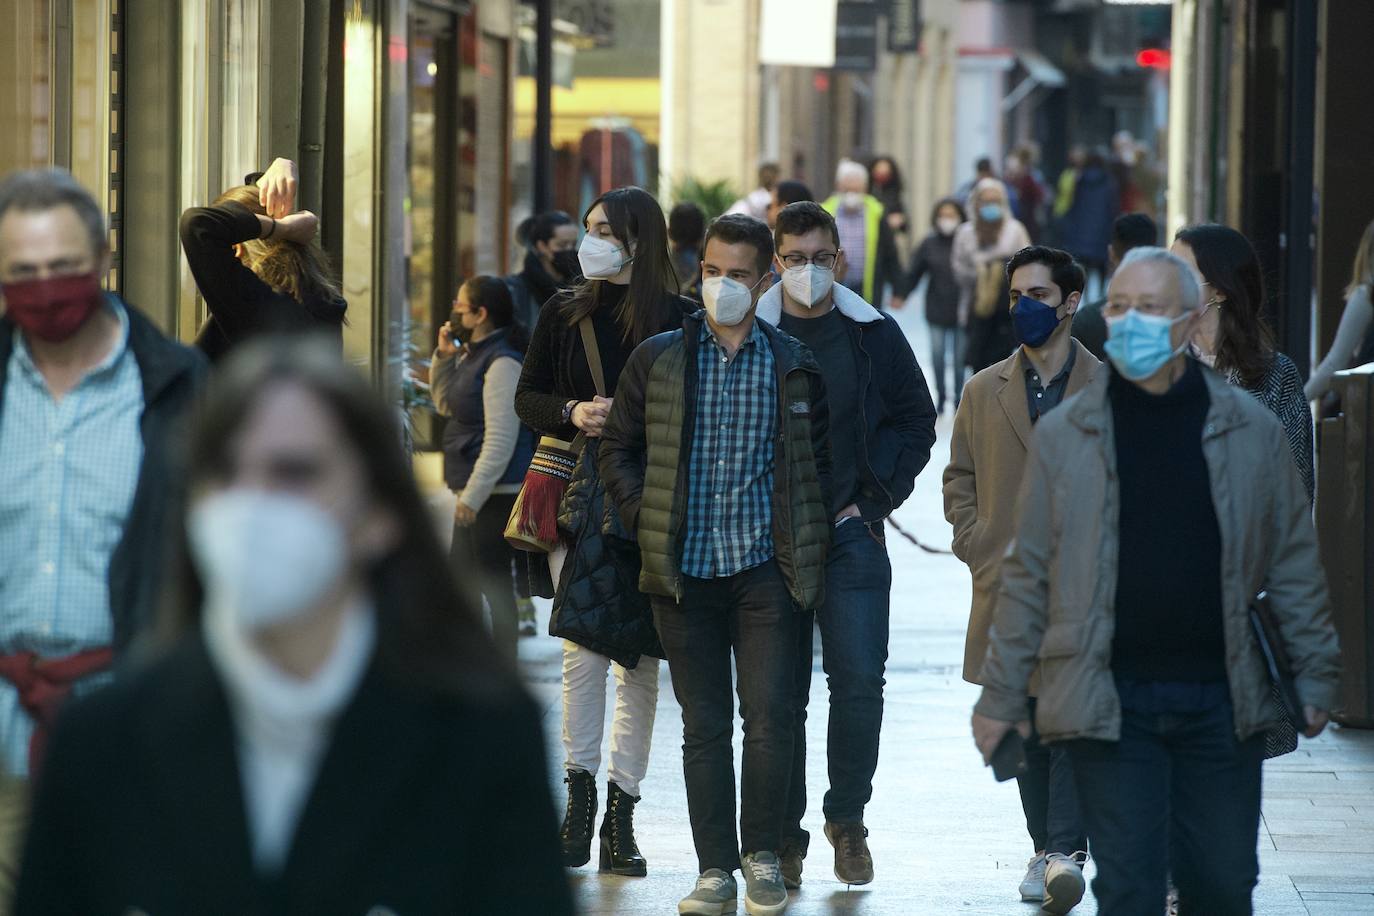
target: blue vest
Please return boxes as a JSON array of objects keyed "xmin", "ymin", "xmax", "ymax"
[{"xmin": 440, "ymin": 329, "xmax": 536, "ymax": 492}]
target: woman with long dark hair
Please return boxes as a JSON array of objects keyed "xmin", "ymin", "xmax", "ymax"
[
  {"xmin": 906, "ymin": 197, "xmax": 968, "ymax": 412},
  {"xmin": 507, "ymin": 209, "xmax": 579, "ymax": 330},
  {"xmin": 433, "ymin": 276, "xmax": 535, "ymax": 663},
  {"xmin": 179, "ymin": 158, "xmax": 347, "ymax": 361},
  {"xmin": 1172, "ymin": 224, "xmax": 1314, "ymax": 502},
  {"xmin": 14, "ymin": 338, "xmax": 572, "ymax": 914},
  {"xmin": 515, "ymin": 185, "xmax": 688, "ymax": 877}
]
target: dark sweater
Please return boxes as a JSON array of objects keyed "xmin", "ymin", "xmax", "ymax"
[
  {"xmin": 514, "ymin": 284, "xmax": 690, "ymax": 439},
  {"xmin": 1109, "ymin": 360, "xmax": 1227, "ymax": 683},
  {"xmin": 779, "ymin": 308, "xmax": 859, "ymax": 515},
  {"xmin": 903, "ymin": 232, "xmax": 961, "ymax": 327},
  {"xmin": 178, "ymin": 202, "xmax": 347, "ymax": 362}
]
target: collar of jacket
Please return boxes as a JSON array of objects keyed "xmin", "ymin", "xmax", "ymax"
[
  {"xmin": 754, "ymin": 280, "xmax": 882, "ymax": 327},
  {"xmin": 683, "ymin": 308, "xmax": 821, "ymax": 375},
  {"xmin": 1063, "ymin": 358, "xmax": 1252, "ymax": 439},
  {"xmin": 0, "ymin": 295, "xmax": 203, "ymax": 410}
]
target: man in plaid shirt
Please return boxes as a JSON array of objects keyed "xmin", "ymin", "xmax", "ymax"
[{"xmin": 600, "ymin": 214, "xmax": 832, "ymax": 916}]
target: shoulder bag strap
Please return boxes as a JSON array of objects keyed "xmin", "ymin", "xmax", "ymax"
[{"xmin": 578, "ymin": 317, "xmax": 607, "ymax": 397}]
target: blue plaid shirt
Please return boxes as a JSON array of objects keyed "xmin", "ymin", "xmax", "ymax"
[
  {"xmin": 681, "ymin": 320, "xmax": 778, "ymax": 579},
  {"xmin": 0, "ymin": 299, "xmax": 142, "ymax": 776}
]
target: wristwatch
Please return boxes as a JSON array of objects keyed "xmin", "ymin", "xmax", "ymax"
[{"xmin": 561, "ymin": 399, "xmax": 579, "ymax": 424}]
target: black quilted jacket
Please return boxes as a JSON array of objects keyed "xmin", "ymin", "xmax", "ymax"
[{"xmin": 549, "ymin": 438, "xmax": 664, "ymax": 668}]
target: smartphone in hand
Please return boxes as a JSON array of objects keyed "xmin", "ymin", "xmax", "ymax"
[{"xmin": 991, "ymin": 728, "xmax": 1028, "ymax": 782}]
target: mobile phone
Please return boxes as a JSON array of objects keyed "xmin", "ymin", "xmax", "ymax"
[{"xmin": 990, "ymin": 728, "xmax": 1028, "ymax": 782}]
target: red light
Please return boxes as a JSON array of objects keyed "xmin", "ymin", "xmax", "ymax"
[
  {"xmin": 1136, "ymin": 48, "xmax": 1171, "ymax": 70},
  {"xmin": 813, "ymin": 72, "xmax": 830, "ymax": 93}
]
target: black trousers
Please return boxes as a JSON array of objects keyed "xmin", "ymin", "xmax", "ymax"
[
  {"xmin": 653, "ymin": 560, "xmax": 800, "ymax": 873},
  {"xmin": 1018, "ymin": 696, "xmax": 1087, "ymax": 856},
  {"xmin": 450, "ymin": 492, "xmax": 520, "ymax": 663}
]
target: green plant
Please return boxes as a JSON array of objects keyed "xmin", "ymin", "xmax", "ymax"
[{"xmin": 667, "ymin": 175, "xmax": 740, "ymax": 224}]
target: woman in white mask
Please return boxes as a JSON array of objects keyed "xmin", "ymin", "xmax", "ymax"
[
  {"xmin": 15, "ymin": 339, "xmax": 574, "ymax": 915},
  {"xmin": 514, "ymin": 186, "xmax": 691, "ymax": 877}
]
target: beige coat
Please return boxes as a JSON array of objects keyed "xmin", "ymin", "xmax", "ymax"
[
  {"xmin": 974, "ymin": 365, "xmax": 1342, "ymax": 743},
  {"xmin": 944, "ymin": 341, "xmax": 1100, "ymax": 683}
]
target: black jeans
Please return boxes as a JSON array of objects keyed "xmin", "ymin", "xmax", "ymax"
[
  {"xmin": 1064, "ymin": 681, "xmax": 1264, "ymax": 916},
  {"xmin": 653, "ymin": 560, "xmax": 800, "ymax": 873},
  {"xmin": 1019, "ymin": 696, "xmax": 1087, "ymax": 856},
  {"xmin": 450, "ymin": 492, "xmax": 520, "ymax": 663},
  {"xmin": 784, "ymin": 518, "xmax": 891, "ymax": 850}
]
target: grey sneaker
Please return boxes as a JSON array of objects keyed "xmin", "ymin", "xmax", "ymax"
[
  {"xmin": 679, "ymin": 868, "xmax": 737, "ymax": 916},
  {"xmin": 740, "ymin": 851, "xmax": 788, "ymax": 915},
  {"xmin": 1019, "ymin": 852, "xmax": 1047, "ymax": 902},
  {"xmin": 1043, "ymin": 851, "xmax": 1088, "ymax": 914}
]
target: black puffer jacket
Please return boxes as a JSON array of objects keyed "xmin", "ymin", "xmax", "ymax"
[{"xmin": 549, "ymin": 438, "xmax": 663, "ymax": 668}]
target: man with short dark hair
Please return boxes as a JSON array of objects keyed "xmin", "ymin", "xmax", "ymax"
[
  {"xmin": 944, "ymin": 245, "xmax": 1098, "ymax": 913},
  {"xmin": 0, "ymin": 167, "xmax": 205, "ymax": 891},
  {"xmin": 766, "ymin": 181, "xmax": 814, "ymax": 229},
  {"xmin": 1072, "ymin": 212, "xmax": 1157, "ymax": 359},
  {"xmin": 600, "ymin": 213, "xmax": 830, "ymax": 916},
  {"xmin": 761, "ymin": 201, "xmax": 936, "ymax": 889}
]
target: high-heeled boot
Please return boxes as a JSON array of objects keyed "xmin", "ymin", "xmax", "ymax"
[
  {"xmin": 598, "ymin": 781, "xmax": 647, "ymax": 877},
  {"xmin": 560, "ymin": 769, "xmax": 597, "ymax": 867}
]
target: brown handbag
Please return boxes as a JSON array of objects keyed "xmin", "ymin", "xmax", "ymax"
[{"xmin": 504, "ymin": 318, "xmax": 605, "ymax": 552}]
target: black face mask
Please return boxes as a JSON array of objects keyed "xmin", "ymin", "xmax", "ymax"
[{"xmin": 551, "ymin": 249, "xmax": 581, "ymax": 282}]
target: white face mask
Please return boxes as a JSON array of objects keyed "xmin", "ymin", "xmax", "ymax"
[
  {"xmin": 189, "ymin": 489, "xmax": 349, "ymax": 630},
  {"xmin": 578, "ymin": 234, "xmax": 631, "ymax": 280},
  {"xmin": 701, "ymin": 275, "xmax": 759, "ymax": 327},
  {"xmin": 841, "ymin": 191, "xmax": 865, "ymax": 211},
  {"xmin": 781, "ymin": 264, "xmax": 834, "ymax": 308},
  {"xmin": 936, "ymin": 217, "xmax": 960, "ymax": 236}
]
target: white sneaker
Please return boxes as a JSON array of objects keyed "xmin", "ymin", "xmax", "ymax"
[
  {"xmin": 1043, "ymin": 851, "xmax": 1089, "ymax": 914},
  {"xmin": 1019, "ymin": 852, "xmax": 1047, "ymax": 902},
  {"xmin": 679, "ymin": 868, "xmax": 738, "ymax": 915}
]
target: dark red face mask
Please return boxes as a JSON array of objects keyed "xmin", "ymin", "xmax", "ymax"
[{"xmin": 2, "ymin": 272, "xmax": 104, "ymax": 343}]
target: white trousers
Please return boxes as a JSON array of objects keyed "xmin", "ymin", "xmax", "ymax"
[{"xmin": 550, "ymin": 546, "xmax": 659, "ymax": 798}]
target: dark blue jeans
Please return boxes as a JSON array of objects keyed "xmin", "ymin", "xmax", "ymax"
[
  {"xmin": 653, "ymin": 560, "xmax": 800, "ymax": 873},
  {"xmin": 1019, "ymin": 696, "xmax": 1087, "ymax": 856},
  {"xmin": 783, "ymin": 518, "xmax": 892, "ymax": 849},
  {"xmin": 1064, "ymin": 681, "xmax": 1264, "ymax": 916}
]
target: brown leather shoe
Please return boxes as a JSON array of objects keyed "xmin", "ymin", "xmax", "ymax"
[{"xmin": 824, "ymin": 821, "xmax": 874, "ymax": 886}]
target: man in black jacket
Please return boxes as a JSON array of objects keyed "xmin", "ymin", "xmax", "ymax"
[
  {"xmin": 0, "ymin": 168, "xmax": 205, "ymax": 892},
  {"xmin": 600, "ymin": 214, "xmax": 831, "ymax": 916},
  {"xmin": 759, "ymin": 201, "xmax": 938, "ymax": 889}
]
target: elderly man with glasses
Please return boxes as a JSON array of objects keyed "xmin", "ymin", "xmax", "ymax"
[
  {"xmin": 755, "ymin": 201, "xmax": 937, "ymax": 890},
  {"xmin": 971, "ymin": 247, "xmax": 1341, "ymax": 916}
]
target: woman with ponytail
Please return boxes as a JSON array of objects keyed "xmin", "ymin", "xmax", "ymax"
[{"xmin": 179, "ymin": 158, "xmax": 347, "ymax": 361}]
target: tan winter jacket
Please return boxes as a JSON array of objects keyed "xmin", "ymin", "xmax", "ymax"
[
  {"xmin": 943, "ymin": 341, "xmax": 1099, "ymax": 683},
  {"xmin": 974, "ymin": 364, "xmax": 1342, "ymax": 743}
]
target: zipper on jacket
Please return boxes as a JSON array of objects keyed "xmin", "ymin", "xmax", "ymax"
[{"xmin": 853, "ymin": 322, "xmax": 894, "ymax": 518}]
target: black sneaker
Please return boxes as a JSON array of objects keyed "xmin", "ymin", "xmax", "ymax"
[{"xmin": 779, "ymin": 844, "xmax": 804, "ymax": 889}]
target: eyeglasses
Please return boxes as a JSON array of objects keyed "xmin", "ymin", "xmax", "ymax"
[
  {"xmin": 1102, "ymin": 300, "xmax": 1177, "ymax": 318},
  {"xmin": 780, "ymin": 252, "xmax": 837, "ymax": 270}
]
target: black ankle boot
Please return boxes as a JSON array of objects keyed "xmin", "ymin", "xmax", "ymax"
[
  {"xmin": 560, "ymin": 769, "xmax": 597, "ymax": 867},
  {"xmin": 598, "ymin": 781, "xmax": 647, "ymax": 877}
]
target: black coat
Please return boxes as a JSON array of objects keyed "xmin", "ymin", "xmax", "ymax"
[
  {"xmin": 15, "ymin": 638, "xmax": 574, "ymax": 916},
  {"xmin": 179, "ymin": 203, "xmax": 347, "ymax": 362},
  {"xmin": 903, "ymin": 232, "xmax": 961, "ymax": 328},
  {"xmin": 0, "ymin": 300, "xmax": 206, "ymax": 651}
]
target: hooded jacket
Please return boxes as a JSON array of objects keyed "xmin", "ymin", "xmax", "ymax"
[{"xmin": 756, "ymin": 282, "xmax": 936, "ymax": 522}]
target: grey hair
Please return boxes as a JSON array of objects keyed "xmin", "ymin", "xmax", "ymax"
[
  {"xmin": 835, "ymin": 158, "xmax": 869, "ymax": 186},
  {"xmin": 1116, "ymin": 246, "xmax": 1203, "ymax": 312},
  {"xmin": 0, "ymin": 168, "xmax": 107, "ymax": 258}
]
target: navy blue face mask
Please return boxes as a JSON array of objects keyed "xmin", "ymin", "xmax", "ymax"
[{"xmin": 1011, "ymin": 295, "xmax": 1064, "ymax": 349}]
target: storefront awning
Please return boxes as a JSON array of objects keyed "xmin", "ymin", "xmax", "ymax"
[{"xmin": 1002, "ymin": 50, "xmax": 1066, "ymax": 112}]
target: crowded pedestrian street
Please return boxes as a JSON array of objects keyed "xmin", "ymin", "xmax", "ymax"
[
  {"xmin": 486, "ymin": 305, "xmax": 1374, "ymax": 915},
  {"xmin": 5, "ymin": 1, "xmax": 1374, "ymax": 913}
]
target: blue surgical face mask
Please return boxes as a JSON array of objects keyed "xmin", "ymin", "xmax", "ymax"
[
  {"xmin": 1011, "ymin": 295, "xmax": 1064, "ymax": 349},
  {"xmin": 979, "ymin": 203, "xmax": 1003, "ymax": 222},
  {"xmin": 1103, "ymin": 309, "xmax": 1194, "ymax": 381}
]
